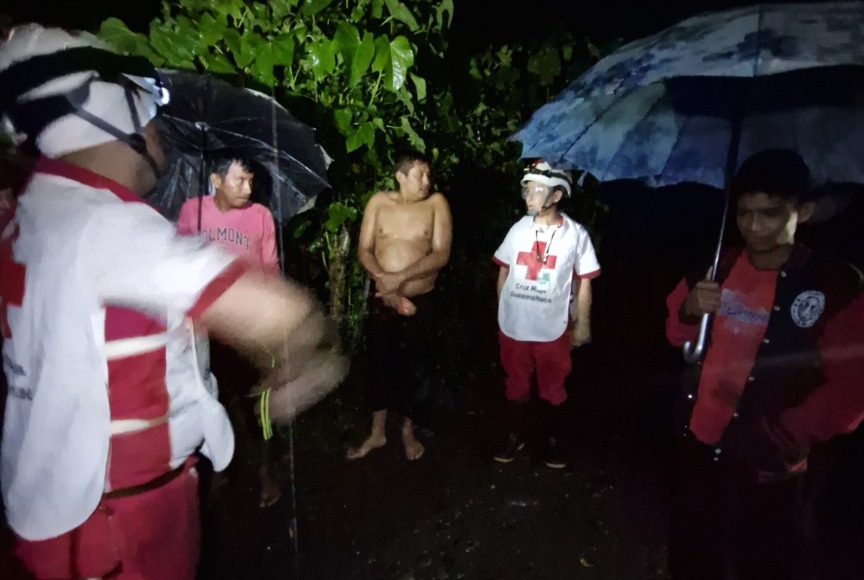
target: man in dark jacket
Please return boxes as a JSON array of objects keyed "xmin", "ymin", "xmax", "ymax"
[{"xmin": 664, "ymin": 149, "xmax": 864, "ymax": 580}]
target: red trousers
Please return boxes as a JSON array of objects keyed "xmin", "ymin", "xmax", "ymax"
[
  {"xmin": 499, "ymin": 329, "xmax": 571, "ymax": 406},
  {"xmin": 14, "ymin": 464, "xmax": 200, "ymax": 580}
]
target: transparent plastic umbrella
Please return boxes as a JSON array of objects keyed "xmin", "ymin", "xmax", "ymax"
[{"xmin": 149, "ymin": 69, "xmax": 330, "ymax": 226}]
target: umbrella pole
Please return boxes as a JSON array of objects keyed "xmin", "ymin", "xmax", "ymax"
[
  {"xmin": 268, "ymin": 84, "xmax": 302, "ymax": 580},
  {"xmin": 196, "ymin": 131, "xmax": 205, "ymax": 234},
  {"xmin": 196, "ymin": 76, "xmax": 209, "ymax": 234},
  {"xmin": 682, "ymin": 116, "xmax": 742, "ymax": 364}
]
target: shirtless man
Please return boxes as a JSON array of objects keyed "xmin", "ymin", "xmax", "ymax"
[{"xmin": 347, "ymin": 152, "xmax": 452, "ymax": 460}]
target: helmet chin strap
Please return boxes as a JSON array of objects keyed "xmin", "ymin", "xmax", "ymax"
[
  {"xmin": 73, "ymin": 108, "xmax": 162, "ymax": 180},
  {"xmin": 70, "ymin": 83, "xmax": 163, "ymax": 180},
  {"xmin": 526, "ymin": 190, "xmax": 555, "ymax": 217}
]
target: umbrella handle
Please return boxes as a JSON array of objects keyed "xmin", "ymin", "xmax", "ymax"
[
  {"xmin": 684, "ymin": 167, "xmax": 740, "ymax": 364},
  {"xmin": 682, "ymin": 313, "xmax": 712, "ymax": 364}
]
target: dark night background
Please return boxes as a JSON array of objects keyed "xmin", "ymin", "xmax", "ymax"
[{"xmin": 6, "ymin": 1, "xmax": 835, "ymax": 50}]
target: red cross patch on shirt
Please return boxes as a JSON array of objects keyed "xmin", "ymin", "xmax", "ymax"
[{"xmin": 515, "ymin": 241, "xmax": 557, "ymax": 281}]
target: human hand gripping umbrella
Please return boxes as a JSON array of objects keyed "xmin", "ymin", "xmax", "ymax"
[{"xmin": 512, "ymin": 0, "xmax": 864, "ymax": 362}]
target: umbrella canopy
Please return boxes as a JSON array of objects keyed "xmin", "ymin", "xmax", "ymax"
[
  {"xmin": 513, "ymin": 1, "xmax": 864, "ymax": 188},
  {"xmin": 149, "ymin": 70, "xmax": 330, "ymax": 224}
]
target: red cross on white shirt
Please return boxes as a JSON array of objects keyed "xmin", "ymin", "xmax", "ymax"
[{"xmin": 515, "ymin": 241, "xmax": 557, "ymax": 281}]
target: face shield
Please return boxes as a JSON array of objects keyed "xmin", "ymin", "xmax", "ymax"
[
  {"xmin": 519, "ymin": 161, "xmax": 573, "ymax": 217},
  {"xmin": 522, "ymin": 182, "xmax": 554, "ymax": 216}
]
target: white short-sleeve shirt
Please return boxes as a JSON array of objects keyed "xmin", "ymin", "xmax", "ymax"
[
  {"xmin": 494, "ymin": 214, "xmax": 600, "ymax": 342},
  {"xmin": 1, "ymin": 158, "xmax": 243, "ymax": 540}
]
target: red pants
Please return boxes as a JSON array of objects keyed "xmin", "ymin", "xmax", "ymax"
[
  {"xmin": 499, "ymin": 329, "xmax": 571, "ymax": 406},
  {"xmin": 14, "ymin": 464, "xmax": 200, "ymax": 580}
]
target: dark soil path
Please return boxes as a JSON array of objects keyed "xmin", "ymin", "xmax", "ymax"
[{"xmin": 199, "ymin": 325, "xmax": 681, "ymax": 580}]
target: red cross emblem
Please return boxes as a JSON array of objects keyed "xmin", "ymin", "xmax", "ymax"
[
  {"xmin": 0, "ymin": 225, "xmax": 25, "ymax": 339},
  {"xmin": 515, "ymin": 241, "xmax": 557, "ymax": 281}
]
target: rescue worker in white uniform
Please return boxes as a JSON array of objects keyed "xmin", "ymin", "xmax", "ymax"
[
  {"xmin": 492, "ymin": 160, "xmax": 600, "ymax": 469},
  {"xmin": 0, "ymin": 24, "xmax": 346, "ymax": 579}
]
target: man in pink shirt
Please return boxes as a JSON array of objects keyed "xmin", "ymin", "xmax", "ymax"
[
  {"xmin": 177, "ymin": 158, "xmax": 283, "ymax": 507},
  {"xmin": 177, "ymin": 158, "xmax": 278, "ymax": 274}
]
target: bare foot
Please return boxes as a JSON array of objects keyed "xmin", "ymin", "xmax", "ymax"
[
  {"xmin": 396, "ymin": 296, "xmax": 417, "ymax": 316},
  {"xmin": 259, "ymin": 470, "xmax": 281, "ymax": 508},
  {"xmin": 402, "ymin": 428, "xmax": 425, "ymax": 460},
  {"xmin": 346, "ymin": 433, "xmax": 387, "ymax": 460}
]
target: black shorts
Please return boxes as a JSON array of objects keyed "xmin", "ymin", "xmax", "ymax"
[
  {"xmin": 364, "ymin": 292, "xmax": 438, "ymax": 423},
  {"xmin": 209, "ymin": 340, "xmax": 271, "ymax": 440}
]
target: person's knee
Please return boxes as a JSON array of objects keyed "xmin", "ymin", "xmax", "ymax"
[{"xmin": 505, "ymin": 382, "xmax": 531, "ymax": 402}]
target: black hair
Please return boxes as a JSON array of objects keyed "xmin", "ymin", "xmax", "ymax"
[
  {"xmin": 394, "ymin": 151, "xmax": 430, "ymax": 176},
  {"xmin": 732, "ymin": 149, "xmax": 811, "ymax": 204},
  {"xmin": 211, "ymin": 157, "xmax": 254, "ymax": 179}
]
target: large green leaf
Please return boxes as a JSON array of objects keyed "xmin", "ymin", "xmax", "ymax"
[
  {"xmin": 250, "ymin": 2, "xmax": 272, "ymax": 26},
  {"xmin": 197, "ymin": 13, "xmax": 227, "ymax": 47},
  {"xmin": 349, "ymin": 33, "xmax": 375, "ymax": 86},
  {"xmin": 387, "ymin": 36, "xmax": 414, "ymax": 92},
  {"xmin": 253, "ymin": 44, "xmax": 278, "ymax": 86},
  {"xmin": 345, "ymin": 122, "xmax": 375, "ymax": 153},
  {"xmin": 307, "ymin": 38, "xmax": 336, "ymax": 77},
  {"xmin": 436, "ymin": 0, "xmax": 454, "ymax": 29},
  {"xmin": 383, "ymin": 0, "xmax": 419, "ymax": 31},
  {"xmin": 223, "ymin": 28, "xmax": 242, "ymax": 61},
  {"xmin": 371, "ymin": 35, "xmax": 390, "ymax": 75},
  {"xmin": 236, "ymin": 32, "xmax": 265, "ymax": 69},
  {"xmin": 301, "ymin": 0, "xmax": 336, "ymax": 17},
  {"xmin": 371, "ymin": 0, "xmax": 384, "ymax": 19},
  {"xmin": 149, "ymin": 23, "xmax": 195, "ymax": 68},
  {"xmin": 396, "ymin": 85, "xmax": 415, "ymax": 114},
  {"xmin": 201, "ymin": 50, "xmax": 237, "ymax": 74},
  {"xmin": 400, "ymin": 117, "xmax": 425, "ymax": 152},
  {"xmin": 272, "ymin": 34, "xmax": 295, "ymax": 65},
  {"xmin": 324, "ymin": 202, "xmax": 358, "ymax": 233},
  {"xmin": 370, "ymin": 35, "xmax": 417, "ymax": 93},
  {"xmin": 527, "ymin": 47, "xmax": 561, "ymax": 86},
  {"xmin": 209, "ymin": 0, "xmax": 245, "ymax": 22},
  {"xmin": 175, "ymin": 15, "xmax": 209, "ymax": 57},
  {"xmin": 271, "ymin": 0, "xmax": 301, "ymax": 20},
  {"xmin": 334, "ymin": 108, "xmax": 353, "ymax": 135},
  {"xmin": 334, "ymin": 22, "xmax": 361, "ymax": 68},
  {"xmin": 410, "ymin": 73, "xmax": 426, "ymax": 101},
  {"xmin": 99, "ymin": 18, "xmax": 161, "ymax": 62}
]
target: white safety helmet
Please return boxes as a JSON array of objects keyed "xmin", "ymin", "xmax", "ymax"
[
  {"xmin": 0, "ymin": 24, "xmax": 169, "ymax": 173},
  {"xmin": 521, "ymin": 159, "xmax": 573, "ymax": 197}
]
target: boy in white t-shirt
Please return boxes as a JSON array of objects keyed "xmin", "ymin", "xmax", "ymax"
[{"xmin": 492, "ymin": 160, "xmax": 601, "ymax": 468}]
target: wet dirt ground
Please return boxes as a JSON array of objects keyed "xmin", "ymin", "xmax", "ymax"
[{"xmin": 199, "ymin": 332, "xmax": 680, "ymax": 580}]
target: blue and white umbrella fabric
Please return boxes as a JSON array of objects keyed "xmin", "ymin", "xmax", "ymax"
[{"xmin": 512, "ymin": 1, "xmax": 864, "ymax": 188}]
